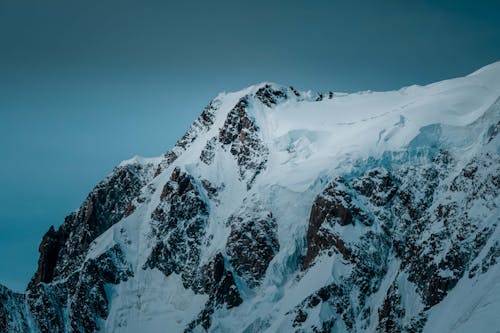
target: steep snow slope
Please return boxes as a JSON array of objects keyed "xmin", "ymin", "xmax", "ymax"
[{"xmin": 1, "ymin": 62, "xmax": 499, "ymax": 333}]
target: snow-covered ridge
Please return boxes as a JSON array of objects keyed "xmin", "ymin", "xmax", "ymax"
[
  {"xmin": 1, "ymin": 61, "xmax": 499, "ymax": 333},
  {"xmin": 118, "ymin": 155, "xmax": 162, "ymax": 168}
]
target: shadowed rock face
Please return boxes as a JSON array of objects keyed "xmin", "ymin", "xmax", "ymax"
[
  {"xmin": 8, "ymin": 161, "xmax": 155, "ymax": 333},
  {"xmin": 255, "ymin": 84, "xmax": 288, "ymax": 107},
  {"xmin": 396, "ymin": 151, "xmax": 500, "ymax": 309},
  {"xmin": 0, "ymin": 285, "xmax": 29, "ymax": 333},
  {"xmin": 32, "ymin": 226, "xmax": 61, "ymax": 284},
  {"xmin": 377, "ymin": 281, "xmax": 407, "ymax": 333},
  {"xmin": 302, "ymin": 177, "xmax": 362, "ymax": 269},
  {"xmin": 25, "ymin": 244, "xmax": 133, "ymax": 333},
  {"xmin": 30, "ymin": 163, "xmax": 155, "ymax": 288},
  {"xmin": 142, "ymin": 167, "xmax": 248, "ymax": 332},
  {"xmin": 295, "ymin": 144, "xmax": 500, "ymax": 331},
  {"xmin": 226, "ymin": 210, "xmax": 280, "ymax": 288},
  {"xmin": 200, "ymin": 253, "xmax": 243, "ymax": 308},
  {"xmin": 144, "ymin": 167, "xmax": 209, "ymax": 288},
  {"xmin": 155, "ymin": 99, "xmax": 220, "ymax": 176},
  {"xmin": 218, "ymin": 97, "xmax": 268, "ymax": 188},
  {"xmin": 186, "ymin": 253, "xmax": 243, "ymax": 332},
  {"xmin": 1, "ymin": 79, "xmax": 499, "ymax": 333},
  {"xmin": 351, "ymin": 168, "xmax": 398, "ymax": 207},
  {"xmin": 176, "ymin": 101, "xmax": 217, "ymax": 151},
  {"xmin": 200, "ymin": 137, "xmax": 217, "ymax": 165},
  {"xmin": 303, "ymin": 168, "xmax": 399, "ymax": 270}
]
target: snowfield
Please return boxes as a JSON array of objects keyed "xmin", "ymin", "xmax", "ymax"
[{"xmin": 1, "ymin": 61, "xmax": 500, "ymax": 333}]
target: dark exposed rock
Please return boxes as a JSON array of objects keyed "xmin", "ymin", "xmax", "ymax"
[
  {"xmin": 295, "ymin": 225, "xmax": 390, "ymax": 331},
  {"xmin": 469, "ymin": 241, "xmax": 500, "ymax": 278},
  {"xmin": 144, "ymin": 167, "xmax": 209, "ymax": 288},
  {"xmin": 31, "ymin": 226, "xmax": 62, "ymax": 284},
  {"xmin": 288, "ymin": 283, "xmax": 354, "ymax": 331},
  {"xmin": 201, "ymin": 179, "xmax": 220, "ymax": 202},
  {"xmin": 185, "ymin": 253, "xmax": 242, "ymax": 332},
  {"xmin": 218, "ymin": 97, "xmax": 269, "ymax": 188},
  {"xmin": 290, "ymin": 86, "xmax": 301, "ymax": 97},
  {"xmin": 146, "ymin": 169, "xmax": 253, "ymax": 332},
  {"xmin": 30, "ymin": 162, "xmax": 155, "ymax": 288},
  {"xmin": 298, "ymin": 143, "xmax": 499, "ymax": 331},
  {"xmin": 204, "ymin": 254, "xmax": 243, "ymax": 309},
  {"xmin": 26, "ymin": 283, "xmax": 66, "ymax": 333},
  {"xmin": 200, "ymin": 137, "xmax": 217, "ymax": 165},
  {"xmin": 68, "ymin": 245, "xmax": 133, "ymax": 333},
  {"xmin": 255, "ymin": 84, "xmax": 287, "ymax": 107},
  {"xmin": 0, "ymin": 285, "xmax": 29, "ymax": 333},
  {"xmin": 1, "ymin": 83, "xmax": 499, "ymax": 333},
  {"xmin": 226, "ymin": 209, "xmax": 280, "ymax": 288},
  {"xmin": 155, "ymin": 99, "xmax": 220, "ymax": 176},
  {"xmin": 292, "ymin": 309, "xmax": 308, "ymax": 327},
  {"xmin": 396, "ymin": 152, "xmax": 499, "ymax": 309},
  {"xmin": 378, "ymin": 282, "xmax": 405, "ymax": 333},
  {"xmin": 219, "ymin": 98, "xmax": 251, "ymax": 145},
  {"xmin": 154, "ymin": 151, "xmax": 178, "ymax": 177},
  {"xmin": 302, "ymin": 177, "xmax": 363, "ymax": 269},
  {"xmin": 176, "ymin": 101, "xmax": 217, "ymax": 150},
  {"xmin": 351, "ymin": 167, "xmax": 397, "ymax": 206},
  {"xmin": 351, "ymin": 231, "xmax": 391, "ymax": 300},
  {"xmin": 26, "ymin": 244, "xmax": 132, "ymax": 333}
]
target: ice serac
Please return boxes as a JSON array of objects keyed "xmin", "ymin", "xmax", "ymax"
[{"xmin": 1, "ymin": 63, "xmax": 500, "ymax": 333}]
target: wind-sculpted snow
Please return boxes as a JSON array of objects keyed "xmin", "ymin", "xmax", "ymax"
[
  {"xmin": 1, "ymin": 63, "xmax": 500, "ymax": 332},
  {"xmin": 289, "ymin": 105, "xmax": 500, "ymax": 332}
]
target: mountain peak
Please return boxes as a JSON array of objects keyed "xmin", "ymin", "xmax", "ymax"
[
  {"xmin": 466, "ymin": 59, "xmax": 500, "ymax": 77},
  {"xmin": 1, "ymin": 63, "xmax": 499, "ymax": 333}
]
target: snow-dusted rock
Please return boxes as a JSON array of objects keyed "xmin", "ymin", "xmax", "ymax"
[{"xmin": 1, "ymin": 62, "xmax": 500, "ymax": 332}]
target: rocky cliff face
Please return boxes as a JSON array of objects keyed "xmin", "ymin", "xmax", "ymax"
[
  {"xmin": 1, "ymin": 63, "xmax": 500, "ymax": 333},
  {"xmin": 29, "ymin": 161, "xmax": 158, "ymax": 287},
  {"xmin": 13, "ymin": 160, "xmax": 157, "ymax": 333}
]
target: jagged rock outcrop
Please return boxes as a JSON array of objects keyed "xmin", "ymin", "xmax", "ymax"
[
  {"xmin": 0, "ymin": 285, "xmax": 29, "ymax": 333},
  {"xmin": 144, "ymin": 167, "xmax": 209, "ymax": 288},
  {"xmin": 293, "ymin": 123, "xmax": 499, "ymax": 331},
  {"xmin": 1, "ymin": 65, "xmax": 500, "ymax": 333},
  {"xmin": 30, "ymin": 161, "xmax": 157, "ymax": 287},
  {"xmin": 5, "ymin": 160, "xmax": 153, "ymax": 333},
  {"xmin": 200, "ymin": 137, "xmax": 217, "ymax": 165},
  {"xmin": 7, "ymin": 244, "xmax": 133, "ymax": 333},
  {"xmin": 186, "ymin": 253, "xmax": 242, "ymax": 332},
  {"xmin": 156, "ymin": 99, "xmax": 221, "ymax": 175},
  {"xmin": 254, "ymin": 84, "xmax": 288, "ymax": 107},
  {"xmin": 218, "ymin": 97, "xmax": 269, "ymax": 188},
  {"xmin": 226, "ymin": 205, "xmax": 280, "ymax": 288}
]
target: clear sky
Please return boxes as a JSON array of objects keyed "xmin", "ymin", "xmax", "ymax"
[{"xmin": 0, "ymin": 0, "xmax": 499, "ymax": 292}]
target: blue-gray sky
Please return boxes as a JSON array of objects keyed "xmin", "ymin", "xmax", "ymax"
[{"xmin": 0, "ymin": 0, "xmax": 499, "ymax": 291}]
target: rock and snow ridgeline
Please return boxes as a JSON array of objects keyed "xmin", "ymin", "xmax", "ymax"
[{"xmin": 1, "ymin": 62, "xmax": 500, "ymax": 333}]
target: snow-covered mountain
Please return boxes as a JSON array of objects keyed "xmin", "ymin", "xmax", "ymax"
[{"xmin": 1, "ymin": 62, "xmax": 499, "ymax": 333}]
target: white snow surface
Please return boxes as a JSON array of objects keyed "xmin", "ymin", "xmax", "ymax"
[{"xmin": 83, "ymin": 62, "xmax": 500, "ymax": 332}]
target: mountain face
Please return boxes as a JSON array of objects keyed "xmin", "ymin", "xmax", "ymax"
[{"xmin": 1, "ymin": 63, "xmax": 500, "ymax": 333}]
